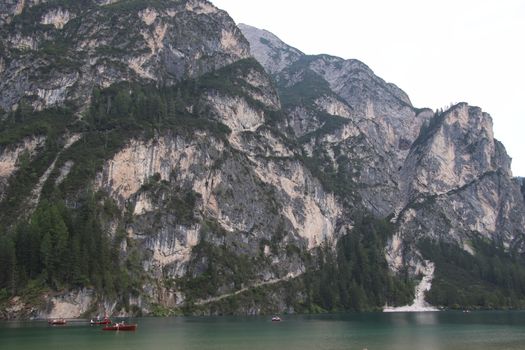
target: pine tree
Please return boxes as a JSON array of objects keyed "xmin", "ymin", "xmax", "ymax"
[{"xmin": 0, "ymin": 235, "xmax": 17, "ymax": 294}]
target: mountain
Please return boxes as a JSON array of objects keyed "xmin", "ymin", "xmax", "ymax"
[
  {"xmin": 0, "ymin": 2, "xmax": 524, "ymax": 319},
  {"xmin": 240, "ymin": 23, "xmax": 525, "ymax": 307}
]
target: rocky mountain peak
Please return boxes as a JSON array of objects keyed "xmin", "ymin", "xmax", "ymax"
[
  {"xmin": 392, "ymin": 101, "xmax": 525, "ymax": 268},
  {"xmin": 238, "ymin": 23, "xmax": 303, "ymax": 75},
  {"xmin": 403, "ymin": 102, "xmax": 511, "ymax": 199}
]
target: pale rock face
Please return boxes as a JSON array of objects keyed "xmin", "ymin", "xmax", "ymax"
[
  {"xmin": 220, "ymin": 29, "xmax": 243, "ymax": 53},
  {"xmin": 54, "ymin": 160, "xmax": 74, "ymax": 186},
  {"xmin": 33, "ymin": 73, "xmax": 79, "ymax": 110},
  {"xmin": 256, "ymin": 129, "xmax": 293, "ymax": 157},
  {"xmin": 404, "ymin": 104, "xmax": 502, "ymax": 199},
  {"xmin": 0, "ymin": 136, "xmax": 46, "ymax": 179},
  {"xmin": 238, "ymin": 23, "xmax": 304, "ymax": 75},
  {"xmin": 96, "ymin": 135, "xmax": 218, "ymax": 204},
  {"xmin": 185, "ymin": 0, "xmax": 218, "ymax": 15},
  {"xmin": 321, "ymin": 122, "xmax": 361, "ymax": 145},
  {"xmin": 285, "ymin": 107, "xmax": 322, "ymax": 139},
  {"xmin": 166, "ymin": 9, "xmax": 178, "ymax": 17},
  {"xmin": 385, "ymin": 232, "xmax": 405, "ymax": 272},
  {"xmin": 133, "ymin": 192, "xmax": 154, "ymax": 215},
  {"xmin": 385, "ymin": 207, "xmax": 421, "ymax": 273},
  {"xmin": 315, "ymin": 96, "xmax": 352, "ymax": 118},
  {"xmin": 147, "ymin": 225, "xmax": 200, "ymax": 278},
  {"xmin": 139, "ymin": 8, "xmax": 158, "ymax": 25},
  {"xmin": 8, "ymin": 34, "xmax": 38, "ymax": 50},
  {"xmin": 128, "ymin": 55, "xmax": 155, "ymax": 80},
  {"xmin": 41, "ymin": 289, "xmax": 94, "ymax": 319},
  {"xmin": 41, "ymin": 8, "xmax": 73, "ymax": 29},
  {"xmin": 227, "ymin": 128, "xmax": 294, "ymax": 158},
  {"xmin": 239, "ymin": 68, "xmax": 281, "ymax": 110},
  {"xmin": 305, "ymin": 56, "xmax": 426, "ymax": 166},
  {"xmin": 14, "ymin": 0, "xmax": 26, "ymax": 15},
  {"xmin": 392, "ymin": 103, "xmax": 525, "ymax": 267},
  {"xmin": 128, "ymin": 21, "xmax": 168, "ymax": 79},
  {"xmin": 143, "ymin": 22, "xmax": 167, "ymax": 55},
  {"xmin": 309, "ymin": 57, "xmax": 412, "ymax": 107},
  {"xmin": 97, "ymin": 134, "xmax": 224, "ymax": 282},
  {"xmin": 252, "ymin": 159, "xmax": 343, "ymax": 248},
  {"xmin": 207, "ymin": 94, "xmax": 265, "ymax": 132},
  {"xmin": 94, "ymin": 116, "xmax": 344, "ymax": 298}
]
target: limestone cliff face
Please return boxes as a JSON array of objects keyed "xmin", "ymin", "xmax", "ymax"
[
  {"xmin": 90, "ymin": 65, "xmax": 346, "ymax": 310},
  {"xmin": 241, "ymin": 23, "xmax": 432, "ymax": 216},
  {"xmin": 0, "ymin": 0, "xmax": 249, "ymax": 111},
  {"xmin": 241, "ymin": 25, "xmax": 525, "ymax": 276},
  {"xmin": 401, "ymin": 104, "xmax": 510, "ymax": 200},
  {"xmin": 387, "ymin": 104, "xmax": 525, "ymax": 270},
  {"xmin": 238, "ymin": 24, "xmax": 303, "ymax": 75}
]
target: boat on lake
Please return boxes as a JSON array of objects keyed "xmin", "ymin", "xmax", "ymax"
[
  {"xmin": 90, "ymin": 317, "xmax": 111, "ymax": 325},
  {"xmin": 48, "ymin": 318, "xmax": 66, "ymax": 325},
  {"xmin": 271, "ymin": 316, "xmax": 281, "ymax": 322},
  {"xmin": 102, "ymin": 322, "xmax": 137, "ymax": 331}
]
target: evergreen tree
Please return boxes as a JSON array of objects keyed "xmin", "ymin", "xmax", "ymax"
[{"xmin": 0, "ymin": 235, "xmax": 17, "ymax": 293}]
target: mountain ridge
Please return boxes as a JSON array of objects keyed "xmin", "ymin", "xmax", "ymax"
[{"xmin": 0, "ymin": 2, "xmax": 524, "ymax": 319}]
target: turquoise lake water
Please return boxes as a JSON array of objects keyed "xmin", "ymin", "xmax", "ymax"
[{"xmin": 1, "ymin": 311, "xmax": 525, "ymax": 350}]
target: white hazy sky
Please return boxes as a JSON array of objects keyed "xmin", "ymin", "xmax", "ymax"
[{"xmin": 212, "ymin": 0, "xmax": 525, "ymax": 177}]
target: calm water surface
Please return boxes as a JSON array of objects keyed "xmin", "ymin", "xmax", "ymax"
[{"xmin": 1, "ymin": 311, "xmax": 525, "ymax": 350}]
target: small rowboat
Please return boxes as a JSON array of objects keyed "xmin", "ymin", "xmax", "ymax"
[
  {"xmin": 90, "ymin": 318, "xmax": 111, "ymax": 325},
  {"xmin": 48, "ymin": 318, "xmax": 66, "ymax": 325},
  {"xmin": 102, "ymin": 322, "xmax": 137, "ymax": 331},
  {"xmin": 271, "ymin": 316, "xmax": 281, "ymax": 322}
]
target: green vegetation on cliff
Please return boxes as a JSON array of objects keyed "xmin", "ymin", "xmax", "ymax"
[
  {"xmin": 0, "ymin": 194, "xmax": 126, "ymax": 299},
  {"xmin": 176, "ymin": 216, "xmax": 413, "ymax": 315},
  {"xmin": 420, "ymin": 238, "xmax": 525, "ymax": 309}
]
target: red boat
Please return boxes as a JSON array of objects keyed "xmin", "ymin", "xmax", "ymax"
[
  {"xmin": 102, "ymin": 322, "xmax": 137, "ymax": 331},
  {"xmin": 48, "ymin": 318, "xmax": 66, "ymax": 325},
  {"xmin": 90, "ymin": 318, "xmax": 111, "ymax": 325}
]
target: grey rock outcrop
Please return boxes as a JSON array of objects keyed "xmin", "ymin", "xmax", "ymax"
[
  {"xmin": 386, "ymin": 104, "xmax": 525, "ymax": 271},
  {"xmin": 0, "ymin": 0, "xmax": 249, "ymax": 111},
  {"xmin": 91, "ymin": 60, "xmax": 346, "ymax": 306},
  {"xmin": 238, "ymin": 23, "xmax": 303, "ymax": 75}
]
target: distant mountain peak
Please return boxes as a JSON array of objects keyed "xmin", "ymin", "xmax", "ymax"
[{"xmin": 238, "ymin": 23, "xmax": 303, "ymax": 74}]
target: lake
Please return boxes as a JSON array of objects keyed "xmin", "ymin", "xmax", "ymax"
[{"xmin": 1, "ymin": 311, "xmax": 525, "ymax": 350}]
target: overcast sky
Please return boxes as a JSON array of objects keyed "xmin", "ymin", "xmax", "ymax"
[{"xmin": 211, "ymin": 0, "xmax": 525, "ymax": 177}]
